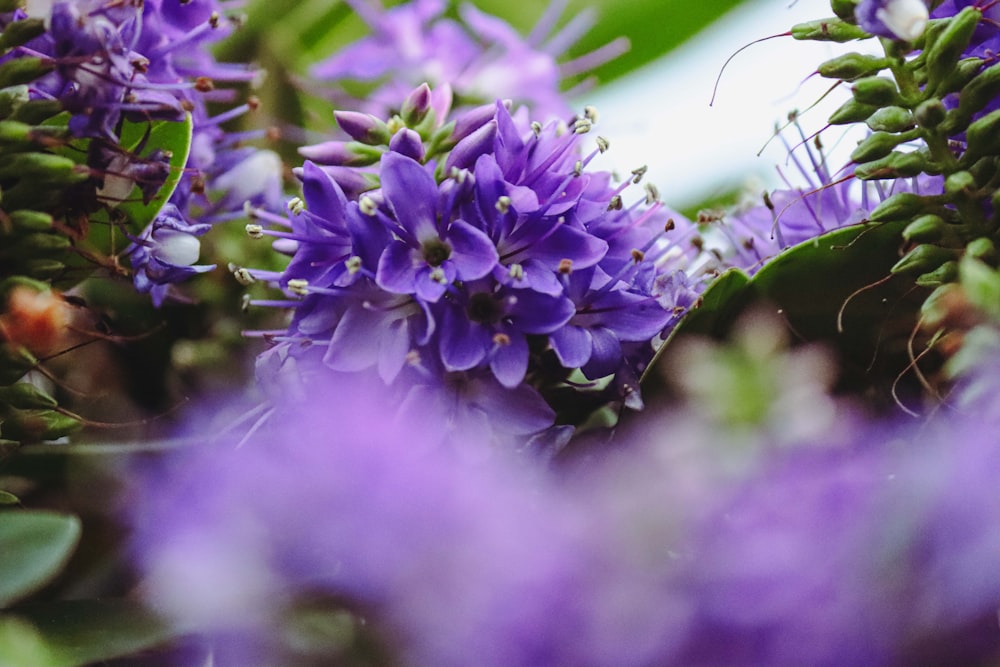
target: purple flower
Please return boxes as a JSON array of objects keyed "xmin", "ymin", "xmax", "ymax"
[
  {"xmin": 128, "ymin": 363, "xmax": 1000, "ymax": 666},
  {"xmin": 127, "ymin": 203, "xmax": 215, "ymax": 306},
  {"xmin": 375, "ymin": 152, "xmax": 498, "ymax": 302},
  {"xmin": 309, "ymin": 0, "xmax": 628, "ymax": 122},
  {"xmin": 857, "ymin": 0, "xmax": 930, "ymax": 41}
]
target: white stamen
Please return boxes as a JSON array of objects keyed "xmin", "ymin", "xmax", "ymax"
[{"xmin": 245, "ymin": 223, "xmax": 264, "ymax": 239}]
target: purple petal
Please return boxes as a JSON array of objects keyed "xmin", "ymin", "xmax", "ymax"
[
  {"xmin": 381, "ymin": 152, "xmax": 439, "ymax": 241},
  {"xmin": 448, "ymin": 220, "xmax": 499, "ymax": 280},
  {"xmin": 508, "ymin": 290, "xmax": 575, "ymax": 334},
  {"xmin": 441, "ymin": 308, "xmax": 487, "ymax": 371},
  {"xmin": 301, "ymin": 161, "xmax": 348, "ymax": 232},
  {"xmin": 378, "ymin": 317, "xmax": 411, "ymax": 383},
  {"xmin": 581, "ymin": 327, "xmax": 621, "ymax": 379},
  {"xmin": 377, "ymin": 241, "xmax": 420, "ymax": 294},
  {"xmin": 490, "ymin": 332, "xmax": 528, "ymax": 388},
  {"xmin": 549, "ymin": 325, "xmax": 592, "ymax": 368},
  {"xmin": 323, "ymin": 306, "xmax": 382, "ymax": 372},
  {"xmin": 414, "ymin": 266, "xmax": 452, "ymax": 302}
]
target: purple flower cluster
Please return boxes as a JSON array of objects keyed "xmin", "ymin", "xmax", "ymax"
[
  {"xmin": 310, "ymin": 0, "xmax": 628, "ymax": 122},
  {"xmin": 128, "ymin": 368, "xmax": 1000, "ymax": 666},
  {"xmin": 242, "ymin": 86, "xmax": 704, "ymax": 443},
  {"xmin": 7, "ymin": 0, "xmax": 281, "ymax": 303}
]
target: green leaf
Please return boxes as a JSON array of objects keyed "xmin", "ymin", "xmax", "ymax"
[
  {"xmin": 0, "ymin": 491, "xmax": 18, "ymax": 505},
  {"xmin": 640, "ymin": 220, "xmax": 919, "ymax": 410},
  {"xmin": 0, "ymin": 511, "xmax": 81, "ymax": 607},
  {"xmin": 0, "ymin": 600, "xmax": 175, "ymax": 667},
  {"xmin": 116, "ymin": 113, "xmax": 194, "ymax": 232}
]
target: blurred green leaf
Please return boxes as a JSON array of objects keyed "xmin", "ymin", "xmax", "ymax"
[
  {"xmin": 0, "ymin": 599, "xmax": 174, "ymax": 667},
  {"xmin": 0, "ymin": 510, "xmax": 81, "ymax": 607}
]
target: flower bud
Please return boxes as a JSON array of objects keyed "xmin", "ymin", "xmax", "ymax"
[
  {"xmin": 0, "ymin": 152, "xmax": 83, "ymax": 180},
  {"xmin": 20, "ymin": 259, "xmax": 64, "ymax": 280},
  {"xmin": 829, "ymin": 98, "xmax": 880, "ymax": 125},
  {"xmin": 960, "ymin": 108, "xmax": 1000, "ymax": 165},
  {"xmin": 0, "ymin": 18, "xmax": 45, "ymax": 51},
  {"xmin": 791, "ymin": 18, "xmax": 868, "ymax": 42},
  {"xmin": 854, "ymin": 150, "xmax": 933, "ymax": 180},
  {"xmin": 0, "ymin": 343, "xmax": 36, "ymax": 385},
  {"xmin": 831, "ymin": 0, "xmax": 857, "ymax": 20},
  {"xmin": 297, "ymin": 140, "xmax": 382, "ymax": 167},
  {"xmin": 0, "ymin": 409, "xmax": 81, "ymax": 442},
  {"xmin": 866, "ymin": 106, "xmax": 914, "ymax": 133},
  {"xmin": 902, "ymin": 214, "xmax": 948, "ymax": 243},
  {"xmin": 935, "ymin": 57, "xmax": 984, "ymax": 97},
  {"xmin": 966, "ymin": 237, "xmax": 997, "ymax": 263},
  {"xmin": 851, "ymin": 76, "xmax": 901, "ymax": 106},
  {"xmin": 9, "ymin": 232, "xmax": 70, "ymax": 254},
  {"xmin": 891, "ymin": 243, "xmax": 960, "ymax": 274},
  {"xmin": 817, "ymin": 52, "xmax": 889, "ymax": 80},
  {"xmin": 443, "ymin": 119, "xmax": 497, "ymax": 173},
  {"xmin": 389, "ymin": 128, "xmax": 426, "ymax": 162},
  {"xmin": 9, "ymin": 99, "xmax": 62, "ymax": 125},
  {"xmin": 869, "ymin": 191, "xmax": 934, "ymax": 221},
  {"xmin": 400, "ymin": 83, "xmax": 432, "ymax": 127},
  {"xmin": 0, "ymin": 56, "xmax": 54, "ymax": 89},
  {"xmin": 914, "ymin": 98, "xmax": 946, "ymax": 128},
  {"xmin": 7, "ymin": 210, "xmax": 53, "ymax": 233},
  {"xmin": 851, "ymin": 131, "xmax": 910, "ymax": 163},
  {"xmin": 0, "ymin": 119, "xmax": 31, "ymax": 143},
  {"xmin": 0, "ymin": 383, "xmax": 57, "ymax": 410},
  {"xmin": 957, "ymin": 61, "xmax": 1000, "ymax": 119},
  {"xmin": 925, "ymin": 7, "xmax": 980, "ymax": 93},
  {"xmin": 334, "ymin": 110, "xmax": 391, "ymax": 145},
  {"xmin": 945, "ymin": 170, "xmax": 976, "ymax": 195},
  {"xmin": 915, "ymin": 260, "xmax": 958, "ymax": 286}
]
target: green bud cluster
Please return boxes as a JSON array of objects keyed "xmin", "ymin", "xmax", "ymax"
[
  {"xmin": 0, "ymin": 16, "xmax": 97, "ymax": 442},
  {"xmin": 806, "ymin": 3, "xmax": 1000, "ymax": 298}
]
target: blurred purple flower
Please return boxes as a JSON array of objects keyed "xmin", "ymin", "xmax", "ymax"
[
  {"xmin": 129, "ymin": 368, "xmax": 1000, "ymax": 667},
  {"xmin": 310, "ymin": 0, "xmax": 628, "ymax": 122}
]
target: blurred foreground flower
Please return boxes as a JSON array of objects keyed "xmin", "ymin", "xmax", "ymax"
[{"xmin": 130, "ymin": 336, "xmax": 1000, "ymax": 666}]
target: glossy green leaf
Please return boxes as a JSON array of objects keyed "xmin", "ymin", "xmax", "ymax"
[
  {"xmin": 116, "ymin": 113, "xmax": 194, "ymax": 232},
  {"xmin": 0, "ymin": 511, "xmax": 81, "ymax": 607},
  {"xmin": 641, "ymin": 220, "xmax": 919, "ymax": 408},
  {"xmin": 0, "ymin": 600, "xmax": 175, "ymax": 667}
]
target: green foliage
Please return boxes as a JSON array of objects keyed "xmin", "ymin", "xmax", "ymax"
[
  {"xmin": 642, "ymin": 219, "xmax": 921, "ymax": 410},
  {"xmin": 116, "ymin": 114, "xmax": 194, "ymax": 233},
  {"xmin": 0, "ymin": 511, "xmax": 80, "ymax": 608},
  {"xmin": 0, "ymin": 600, "xmax": 174, "ymax": 667}
]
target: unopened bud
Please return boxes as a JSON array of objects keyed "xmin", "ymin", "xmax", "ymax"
[
  {"xmin": 851, "ymin": 76, "xmax": 900, "ymax": 106},
  {"xmin": 817, "ymin": 52, "xmax": 889, "ymax": 80},
  {"xmin": 866, "ymin": 106, "xmax": 914, "ymax": 133},
  {"xmin": 791, "ymin": 18, "xmax": 868, "ymax": 43},
  {"xmin": 891, "ymin": 243, "xmax": 959, "ymax": 274}
]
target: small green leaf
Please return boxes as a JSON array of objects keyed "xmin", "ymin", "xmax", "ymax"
[
  {"xmin": 0, "ymin": 491, "xmax": 18, "ymax": 505},
  {"xmin": 0, "ymin": 600, "xmax": 175, "ymax": 667},
  {"xmin": 116, "ymin": 113, "xmax": 194, "ymax": 232},
  {"xmin": 0, "ymin": 510, "xmax": 81, "ymax": 607}
]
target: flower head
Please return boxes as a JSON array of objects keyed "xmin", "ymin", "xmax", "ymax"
[{"xmin": 244, "ymin": 86, "xmax": 695, "ymax": 439}]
